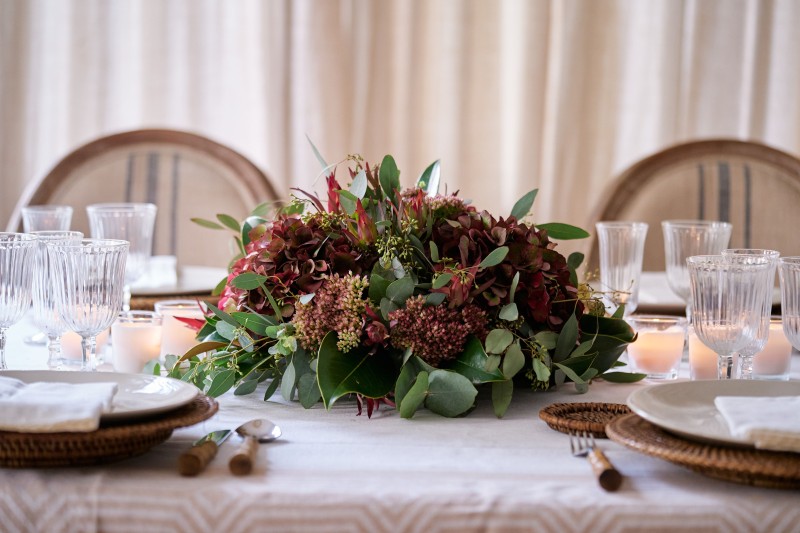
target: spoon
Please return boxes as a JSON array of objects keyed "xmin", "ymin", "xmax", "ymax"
[{"xmin": 228, "ymin": 418, "xmax": 282, "ymax": 476}]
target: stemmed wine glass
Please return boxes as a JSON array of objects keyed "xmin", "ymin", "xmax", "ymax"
[
  {"xmin": 30, "ymin": 231, "xmax": 84, "ymax": 369},
  {"xmin": 46, "ymin": 239, "xmax": 129, "ymax": 371},
  {"xmin": 687, "ymin": 254, "xmax": 773, "ymax": 379},
  {"xmin": 662, "ymin": 220, "xmax": 732, "ymax": 321},
  {"xmin": 778, "ymin": 257, "xmax": 800, "ymax": 353},
  {"xmin": 87, "ymin": 203, "xmax": 156, "ymax": 311},
  {"xmin": 0, "ymin": 233, "xmax": 37, "ymax": 370},
  {"xmin": 721, "ymin": 249, "xmax": 780, "ymax": 379},
  {"xmin": 595, "ymin": 221, "xmax": 648, "ymax": 316}
]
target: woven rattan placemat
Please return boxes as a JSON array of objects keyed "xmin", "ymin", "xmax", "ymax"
[
  {"xmin": 606, "ymin": 413, "xmax": 800, "ymax": 490},
  {"xmin": 0, "ymin": 394, "xmax": 218, "ymax": 468},
  {"xmin": 539, "ymin": 402, "xmax": 632, "ymax": 439}
]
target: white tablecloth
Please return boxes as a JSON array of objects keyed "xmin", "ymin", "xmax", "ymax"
[{"xmin": 2, "ymin": 316, "xmax": 799, "ymax": 533}]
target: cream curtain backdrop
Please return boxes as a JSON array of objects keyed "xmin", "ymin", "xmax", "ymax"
[{"xmin": 2, "ymin": 0, "xmax": 799, "ymax": 257}]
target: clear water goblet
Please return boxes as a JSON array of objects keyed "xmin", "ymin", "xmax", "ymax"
[
  {"xmin": 47, "ymin": 238, "xmax": 129, "ymax": 371},
  {"xmin": 778, "ymin": 257, "xmax": 800, "ymax": 352},
  {"xmin": 662, "ymin": 220, "xmax": 732, "ymax": 321},
  {"xmin": 86, "ymin": 203, "xmax": 157, "ymax": 311},
  {"xmin": 0, "ymin": 233, "xmax": 37, "ymax": 369},
  {"xmin": 22, "ymin": 205, "xmax": 73, "ymax": 233},
  {"xmin": 30, "ymin": 231, "xmax": 84, "ymax": 369},
  {"xmin": 595, "ymin": 221, "xmax": 648, "ymax": 316},
  {"xmin": 721, "ymin": 249, "xmax": 780, "ymax": 379},
  {"xmin": 688, "ymin": 254, "xmax": 773, "ymax": 380}
]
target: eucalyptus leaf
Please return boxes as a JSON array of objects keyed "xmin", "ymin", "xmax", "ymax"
[
  {"xmin": 379, "ymin": 155, "xmax": 401, "ymax": 200},
  {"xmin": 554, "ymin": 313, "xmax": 579, "ymax": 362},
  {"xmin": 446, "ymin": 337, "xmax": 505, "ymax": 383},
  {"xmin": 485, "ymin": 328, "xmax": 514, "ymax": 354},
  {"xmin": 509, "ymin": 272, "xmax": 519, "ymax": 301},
  {"xmin": 350, "ymin": 170, "xmax": 367, "ymax": 199},
  {"xmin": 532, "ymin": 357, "xmax": 551, "ymax": 382},
  {"xmin": 567, "ymin": 252, "xmax": 584, "ymax": 272},
  {"xmin": 231, "ymin": 312, "xmax": 276, "ymax": 336},
  {"xmin": 386, "ymin": 276, "xmax": 415, "ymax": 304},
  {"xmin": 217, "ymin": 213, "xmax": 240, "ymax": 232},
  {"xmin": 380, "ymin": 298, "xmax": 399, "ymax": 321},
  {"xmin": 534, "ymin": 330, "xmax": 559, "ymax": 350},
  {"xmin": 537, "ymin": 223, "xmax": 590, "ymax": 240},
  {"xmin": 510, "ymin": 189, "xmax": 538, "ymax": 220},
  {"xmin": 176, "ymin": 341, "xmax": 227, "ymax": 363},
  {"xmin": 212, "ymin": 276, "xmax": 227, "ymax": 297},
  {"xmin": 191, "ymin": 217, "xmax": 225, "ymax": 230},
  {"xmin": 478, "ymin": 246, "xmax": 509, "ymax": 269},
  {"xmin": 207, "ymin": 369, "xmax": 236, "ymax": 397},
  {"xmin": 368, "ymin": 272, "xmax": 392, "ymax": 303},
  {"xmin": 215, "ymin": 321, "xmax": 237, "ymax": 341},
  {"xmin": 432, "ymin": 273, "xmax": 453, "ymax": 289},
  {"xmin": 501, "ymin": 342, "xmax": 525, "ymax": 379},
  {"xmin": 429, "ymin": 241, "xmax": 440, "ymax": 262},
  {"xmin": 298, "ymin": 372, "xmax": 322, "ymax": 408},
  {"xmin": 234, "ymin": 379, "xmax": 259, "ymax": 396},
  {"xmin": 338, "ymin": 190, "xmax": 357, "ymax": 216},
  {"xmin": 425, "ymin": 293, "xmax": 446, "ymax": 306},
  {"xmin": 424, "ymin": 370, "xmax": 477, "ymax": 417},
  {"xmin": 399, "ymin": 371, "xmax": 429, "ymax": 419},
  {"xmin": 306, "ymin": 134, "xmax": 328, "ymax": 168},
  {"xmin": 498, "ymin": 303, "xmax": 518, "ymax": 321},
  {"xmin": 491, "ymin": 379, "xmax": 513, "ymax": 418},
  {"xmin": 601, "ymin": 371, "xmax": 648, "ymax": 383},
  {"xmin": 281, "ymin": 361, "xmax": 297, "ymax": 402},
  {"xmin": 263, "ymin": 377, "xmax": 280, "ymax": 401},
  {"xmin": 232, "ymin": 272, "xmax": 268, "ymax": 291},
  {"xmin": 416, "ymin": 160, "xmax": 441, "ymax": 196}
]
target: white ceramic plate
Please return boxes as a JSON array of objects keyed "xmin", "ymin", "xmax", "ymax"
[
  {"xmin": 0, "ymin": 370, "xmax": 199, "ymax": 422},
  {"xmin": 627, "ymin": 380, "xmax": 800, "ymax": 447}
]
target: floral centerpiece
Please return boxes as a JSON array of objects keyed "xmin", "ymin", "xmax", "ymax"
[{"xmin": 171, "ymin": 154, "xmax": 637, "ymax": 418}]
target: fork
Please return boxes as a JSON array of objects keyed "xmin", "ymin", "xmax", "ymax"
[{"xmin": 569, "ymin": 430, "xmax": 623, "ymax": 491}]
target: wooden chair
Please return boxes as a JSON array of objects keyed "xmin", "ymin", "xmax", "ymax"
[
  {"xmin": 585, "ymin": 139, "xmax": 800, "ymax": 272},
  {"xmin": 7, "ymin": 129, "xmax": 280, "ymax": 268}
]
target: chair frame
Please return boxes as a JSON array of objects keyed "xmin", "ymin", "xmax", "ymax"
[
  {"xmin": 8, "ymin": 128, "xmax": 279, "ymax": 231},
  {"xmin": 585, "ymin": 138, "xmax": 800, "ymax": 270}
]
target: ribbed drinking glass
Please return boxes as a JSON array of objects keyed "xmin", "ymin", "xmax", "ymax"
[
  {"xmin": 0, "ymin": 233, "xmax": 37, "ymax": 369},
  {"xmin": 22, "ymin": 205, "xmax": 73, "ymax": 233},
  {"xmin": 595, "ymin": 221, "xmax": 648, "ymax": 316}
]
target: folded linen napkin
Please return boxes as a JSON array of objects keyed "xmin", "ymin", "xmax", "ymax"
[
  {"xmin": 0, "ymin": 376, "xmax": 118, "ymax": 433},
  {"xmin": 715, "ymin": 395, "xmax": 800, "ymax": 453}
]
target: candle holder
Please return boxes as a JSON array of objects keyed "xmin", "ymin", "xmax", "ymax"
[
  {"xmin": 112, "ymin": 311, "xmax": 163, "ymax": 373},
  {"xmin": 626, "ymin": 315, "xmax": 686, "ymax": 380},
  {"xmin": 154, "ymin": 300, "xmax": 205, "ymax": 361},
  {"xmin": 750, "ymin": 318, "xmax": 792, "ymax": 381}
]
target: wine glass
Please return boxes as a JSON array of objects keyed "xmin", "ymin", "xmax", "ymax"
[
  {"xmin": 595, "ymin": 221, "xmax": 648, "ymax": 316},
  {"xmin": 687, "ymin": 254, "xmax": 773, "ymax": 379},
  {"xmin": 0, "ymin": 233, "xmax": 37, "ymax": 369},
  {"xmin": 22, "ymin": 205, "xmax": 73, "ymax": 232},
  {"xmin": 30, "ymin": 231, "xmax": 84, "ymax": 369},
  {"xmin": 662, "ymin": 220, "xmax": 732, "ymax": 321},
  {"xmin": 721, "ymin": 249, "xmax": 780, "ymax": 379},
  {"xmin": 47, "ymin": 238, "xmax": 129, "ymax": 371},
  {"xmin": 86, "ymin": 203, "xmax": 157, "ymax": 311},
  {"xmin": 778, "ymin": 257, "xmax": 800, "ymax": 352}
]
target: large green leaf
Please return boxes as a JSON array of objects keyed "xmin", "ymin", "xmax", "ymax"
[
  {"xmin": 486, "ymin": 328, "xmax": 513, "ymax": 354},
  {"xmin": 416, "ymin": 160, "xmax": 441, "ymax": 196},
  {"xmin": 368, "ymin": 272, "xmax": 392, "ymax": 303},
  {"xmin": 554, "ymin": 313, "xmax": 579, "ymax": 362},
  {"xmin": 232, "ymin": 272, "xmax": 268, "ymax": 291},
  {"xmin": 537, "ymin": 223, "xmax": 590, "ymax": 240},
  {"xmin": 386, "ymin": 276, "xmax": 415, "ymax": 304},
  {"xmin": 492, "ymin": 379, "xmax": 514, "ymax": 418},
  {"xmin": 446, "ymin": 336, "xmax": 505, "ymax": 383},
  {"xmin": 317, "ymin": 332, "xmax": 398, "ymax": 409},
  {"xmin": 395, "ymin": 356, "xmax": 435, "ymax": 406},
  {"xmin": 399, "ymin": 371, "xmax": 429, "ymax": 418},
  {"xmin": 579, "ymin": 314, "xmax": 636, "ymax": 375},
  {"xmin": 510, "ymin": 189, "xmax": 538, "ymax": 220},
  {"xmin": 424, "ymin": 370, "xmax": 477, "ymax": 417},
  {"xmin": 379, "ymin": 155, "xmax": 401, "ymax": 200},
  {"xmin": 207, "ymin": 369, "xmax": 236, "ymax": 397}
]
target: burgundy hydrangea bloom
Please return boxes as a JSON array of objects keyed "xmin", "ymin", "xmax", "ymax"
[
  {"xmin": 430, "ymin": 211, "xmax": 581, "ymax": 331},
  {"xmin": 389, "ymin": 296, "xmax": 488, "ymax": 367},
  {"xmin": 218, "ymin": 215, "xmax": 377, "ymax": 317}
]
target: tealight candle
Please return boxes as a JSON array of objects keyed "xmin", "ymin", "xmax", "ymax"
[
  {"xmin": 154, "ymin": 300, "xmax": 205, "ymax": 360},
  {"xmin": 111, "ymin": 311, "xmax": 163, "ymax": 373},
  {"xmin": 626, "ymin": 316, "xmax": 686, "ymax": 380},
  {"xmin": 688, "ymin": 327, "xmax": 720, "ymax": 380},
  {"xmin": 61, "ymin": 329, "xmax": 110, "ymax": 365},
  {"xmin": 753, "ymin": 320, "xmax": 791, "ymax": 380}
]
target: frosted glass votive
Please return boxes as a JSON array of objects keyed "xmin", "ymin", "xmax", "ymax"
[
  {"xmin": 752, "ymin": 320, "xmax": 792, "ymax": 380},
  {"xmin": 626, "ymin": 315, "xmax": 687, "ymax": 380},
  {"xmin": 112, "ymin": 311, "xmax": 162, "ymax": 373},
  {"xmin": 154, "ymin": 300, "xmax": 205, "ymax": 359}
]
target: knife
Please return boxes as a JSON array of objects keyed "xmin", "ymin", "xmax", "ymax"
[{"xmin": 178, "ymin": 429, "xmax": 232, "ymax": 476}]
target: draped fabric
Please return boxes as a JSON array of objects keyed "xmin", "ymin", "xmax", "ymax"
[{"xmin": 2, "ymin": 0, "xmax": 799, "ymax": 257}]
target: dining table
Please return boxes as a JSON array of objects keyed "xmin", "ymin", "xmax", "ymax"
[{"xmin": 1, "ymin": 311, "xmax": 799, "ymax": 533}]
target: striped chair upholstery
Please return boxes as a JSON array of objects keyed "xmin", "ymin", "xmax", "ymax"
[
  {"xmin": 8, "ymin": 129, "xmax": 279, "ymax": 268},
  {"xmin": 586, "ymin": 139, "xmax": 800, "ymax": 272}
]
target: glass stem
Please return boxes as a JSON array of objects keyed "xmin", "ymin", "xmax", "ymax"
[
  {"xmin": 81, "ymin": 335, "xmax": 98, "ymax": 372},
  {"xmin": 46, "ymin": 335, "xmax": 62, "ymax": 369},
  {"xmin": 0, "ymin": 328, "xmax": 7, "ymax": 370},
  {"xmin": 718, "ymin": 354, "xmax": 736, "ymax": 379},
  {"xmin": 738, "ymin": 353, "xmax": 754, "ymax": 380}
]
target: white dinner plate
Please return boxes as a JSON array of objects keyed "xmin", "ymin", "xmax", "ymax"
[
  {"xmin": 0, "ymin": 370, "xmax": 199, "ymax": 422},
  {"xmin": 627, "ymin": 380, "xmax": 800, "ymax": 447},
  {"xmin": 131, "ymin": 265, "xmax": 227, "ymax": 297}
]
